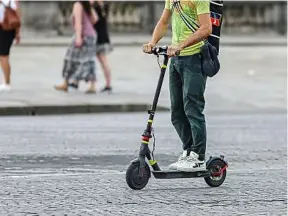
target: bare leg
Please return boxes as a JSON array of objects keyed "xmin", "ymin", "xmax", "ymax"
[
  {"xmin": 85, "ymin": 80, "xmax": 96, "ymax": 94},
  {"xmin": 97, "ymin": 54, "xmax": 111, "ymax": 88},
  {"xmin": 0, "ymin": 56, "xmax": 11, "ymax": 85}
]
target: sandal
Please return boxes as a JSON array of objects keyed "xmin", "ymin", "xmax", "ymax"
[
  {"xmin": 68, "ymin": 83, "xmax": 79, "ymax": 90},
  {"xmin": 100, "ymin": 86, "xmax": 112, "ymax": 94},
  {"xmin": 85, "ymin": 88, "xmax": 96, "ymax": 94},
  {"xmin": 54, "ymin": 84, "xmax": 68, "ymax": 92}
]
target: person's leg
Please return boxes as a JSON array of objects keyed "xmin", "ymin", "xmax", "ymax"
[
  {"xmin": 168, "ymin": 57, "xmax": 194, "ymax": 170},
  {"xmin": 54, "ymin": 60, "xmax": 72, "ymax": 92},
  {"xmin": 0, "ymin": 56, "xmax": 11, "ymax": 85},
  {"xmin": 0, "ymin": 29, "xmax": 15, "ymax": 91},
  {"xmin": 86, "ymin": 79, "xmax": 96, "ymax": 93},
  {"xmin": 170, "ymin": 58, "xmax": 193, "ymax": 151},
  {"xmin": 97, "ymin": 53, "xmax": 112, "ymax": 92},
  {"xmin": 85, "ymin": 60, "xmax": 97, "ymax": 94},
  {"xmin": 177, "ymin": 54, "xmax": 207, "ymax": 172}
]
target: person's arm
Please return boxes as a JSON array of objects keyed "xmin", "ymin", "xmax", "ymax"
[
  {"xmin": 179, "ymin": 0, "xmax": 212, "ymax": 49},
  {"xmin": 73, "ymin": 2, "xmax": 83, "ymax": 41},
  {"xmin": 143, "ymin": 1, "xmax": 171, "ymax": 54},
  {"xmin": 90, "ymin": 8, "xmax": 98, "ymax": 24},
  {"xmin": 149, "ymin": 7, "xmax": 171, "ymax": 45},
  {"xmin": 15, "ymin": 0, "xmax": 21, "ymax": 44}
]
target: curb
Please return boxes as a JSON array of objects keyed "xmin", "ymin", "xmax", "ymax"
[
  {"xmin": 17, "ymin": 41, "xmax": 287, "ymax": 47},
  {"xmin": 0, "ymin": 104, "xmax": 170, "ymax": 116}
]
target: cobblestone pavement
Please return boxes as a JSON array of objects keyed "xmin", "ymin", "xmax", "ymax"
[{"xmin": 0, "ymin": 112, "xmax": 286, "ymax": 215}]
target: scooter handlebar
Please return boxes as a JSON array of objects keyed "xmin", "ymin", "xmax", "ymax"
[{"xmin": 151, "ymin": 46, "xmax": 180, "ymax": 56}]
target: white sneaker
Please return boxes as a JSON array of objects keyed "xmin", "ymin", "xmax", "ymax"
[
  {"xmin": 177, "ymin": 151, "xmax": 206, "ymax": 172},
  {"xmin": 0, "ymin": 84, "xmax": 11, "ymax": 92},
  {"xmin": 169, "ymin": 150, "xmax": 189, "ymax": 170}
]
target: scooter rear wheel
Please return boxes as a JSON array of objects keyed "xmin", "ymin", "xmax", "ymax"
[
  {"xmin": 204, "ymin": 159, "xmax": 227, "ymax": 187},
  {"xmin": 126, "ymin": 161, "xmax": 150, "ymax": 190}
]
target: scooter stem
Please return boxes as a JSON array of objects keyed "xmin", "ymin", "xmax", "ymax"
[
  {"xmin": 150, "ymin": 55, "xmax": 169, "ymax": 114},
  {"xmin": 139, "ymin": 55, "xmax": 169, "ymax": 173}
]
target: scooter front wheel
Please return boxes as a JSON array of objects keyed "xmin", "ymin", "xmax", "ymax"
[{"xmin": 126, "ymin": 161, "xmax": 150, "ymax": 190}]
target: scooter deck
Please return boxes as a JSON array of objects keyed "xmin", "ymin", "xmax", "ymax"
[{"xmin": 152, "ymin": 170, "xmax": 210, "ymax": 179}]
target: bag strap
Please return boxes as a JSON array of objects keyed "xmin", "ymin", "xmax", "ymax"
[
  {"xmin": 172, "ymin": 1, "xmax": 199, "ymax": 31},
  {"xmin": 171, "ymin": 1, "xmax": 209, "ymax": 44}
]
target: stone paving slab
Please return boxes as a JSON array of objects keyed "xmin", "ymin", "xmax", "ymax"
[
  {"xmin": 0, "ymin": 46, "xmax": 286, "ymax": 116},
  {"xmin": 18, "ymin": 33, "xmax": 287, "ymax": 47},
  {"xmin": 0, "ymin": 91, "xmax": 169, "ymax": 115}
]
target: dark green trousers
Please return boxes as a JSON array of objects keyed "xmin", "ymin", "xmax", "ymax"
[{"xmin": 169, "ymin": 53, "xmax": 207, "ymax": 161}]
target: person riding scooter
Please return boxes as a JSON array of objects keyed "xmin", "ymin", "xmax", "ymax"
[{"xmin": 143, "ymin": 0, "xmax": 212, "ymax": 172}]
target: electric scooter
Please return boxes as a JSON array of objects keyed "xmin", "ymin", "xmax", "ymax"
[{"xmin": 125, "ymin": 46, "xmax": 228, "ymax": 190}]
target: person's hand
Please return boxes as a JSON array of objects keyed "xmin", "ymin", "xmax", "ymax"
[
  {"xmin": 167, "ymin": 44, "xmax": 182, "ymax": 57},
  {"xmin": 75, "ymin": 37, "xmax": 83, "ymax": 48},
  {"xmin": 15, "ymin": 32, "xmax": 20, "ymax": 45},
  {"xmin": 142, "ymin": 42, "xmax": 156, "ymax": 54}
]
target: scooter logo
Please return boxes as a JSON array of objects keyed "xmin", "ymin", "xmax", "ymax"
[{"xmin": 210, "ymin": 11, "xmax": 222, "ymax": 26}]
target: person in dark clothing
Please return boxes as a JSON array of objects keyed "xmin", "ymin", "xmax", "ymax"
[
  {"xmin": 143, "ymin": 0, "xmax": 212, "ymax": 172},
  {"xmin": 0, "ymin": 0, "xmax": 21, "ymax": 92},
  {"xmin": 93, "ymin": 0, "xmax": 113, "ymax": 93}
]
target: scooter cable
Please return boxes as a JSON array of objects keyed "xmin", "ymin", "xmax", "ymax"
[
  {"xmin": 151, "ymin": 127, "xmax": 156, "ymax": 161},
  {"xmin": 157, "ymin": 55, "xmax": 161, "ymax": 69}
]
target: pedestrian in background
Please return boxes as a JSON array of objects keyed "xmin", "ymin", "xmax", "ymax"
[
  {"xmin": 54, "ymin": 0, "xmax": 98, "ymax": 94},
  {"xmin": 0, "ymin": 0, "xmax": 21, "ymax": 92},
  {"xmin": 93, "ymin": 0, "xmax": 113, "ymax": 93}
]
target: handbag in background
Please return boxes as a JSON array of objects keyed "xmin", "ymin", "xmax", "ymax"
[{"xmin": 0, "ymin": 0, "xmax": 21, "ymax": 31}]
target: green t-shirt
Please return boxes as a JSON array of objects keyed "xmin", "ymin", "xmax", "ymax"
[{"xmin": 165, "ymin": 0, "xmax": 210, "ymax": 56}]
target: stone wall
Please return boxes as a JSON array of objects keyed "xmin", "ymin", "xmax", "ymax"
[
  {"xmin": 19, "ymin": 1, "xmax": 287, "ymax": 36},
  {"xmin": 152, "ymin": 1, "xmax": 287, "ymax": 35},
  {"xmin": 20, "ymin": 2, "xmax": 59, "ymax": 29},
  {"xmin": 220, "ymin": 1, "xmax": 287, "ymax": 35}
]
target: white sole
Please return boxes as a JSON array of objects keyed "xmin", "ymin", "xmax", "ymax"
[
  {"xmin": 168, "ymin": 166, "xmax": 178, "ymax": 170},
  {"xmin": 177, "ymin": 167, "xmax": 207, "ymax": 172},
  {"xmin": 0, "ymin": 86, "xmax": 11, "ymax": 92}
]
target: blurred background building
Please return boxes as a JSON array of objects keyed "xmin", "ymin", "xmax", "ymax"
[{"xmin": 19, "ymin": 1, "xmax": 287, "ymax": 37}]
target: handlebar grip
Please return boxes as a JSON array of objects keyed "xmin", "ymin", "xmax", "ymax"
[
  {"xmin": 151, "ymin": 46, "xmax": 167, "ymax": 55},
  {"xmin": 151, "ymin": 47, "xmax": 158, "ymax": 55},
  {"xmin": 151, "ymin": 46, "xmax": 181, "ymax": 56}
]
